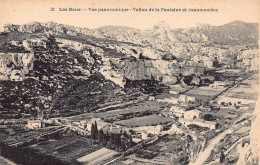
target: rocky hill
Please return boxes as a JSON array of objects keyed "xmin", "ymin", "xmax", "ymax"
[{"xmin": 0, "ymin": 20, "xmax": 258, "ymax": 119}]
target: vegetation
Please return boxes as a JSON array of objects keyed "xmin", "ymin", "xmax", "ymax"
[{"xmin": 90, "ymin": 125, "xmax": 134, "ymax": 152}]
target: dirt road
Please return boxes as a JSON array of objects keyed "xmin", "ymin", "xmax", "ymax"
[{"xmin": 189, "ymin": 128, "xmax": 233, "ymax": 165}]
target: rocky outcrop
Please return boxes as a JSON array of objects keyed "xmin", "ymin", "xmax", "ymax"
[
  {"xmin": 99, "ymin": 59, "xmax": 125, "ymax": 87},
  {"xmin": 0, "ymin": 53, "xmax": 34, "ymax": 81},
  {"xmin": 18, "ymin": 22, "xmax": 43, "ymax": 33},
  {"xmin": 4, "ymin": 24, "xmax": 19, "ymax": 32},
  {"xmin": 1, "ymin": 21, "xmax": 258, "ymax": 85},
  {"xmin": 238, "ymin": 49, "xmax": 259, "ymax": 72},
  {"xmin": 124, "ymin": 60, "xmax": 162, "ymax": 81},
  {"xmin": 236, "ymin": 98, "xmax": 260, "ymax": 164},
  {"xmin": 124, "ymin": 59, "xmax": 178, "ymax": 85}
]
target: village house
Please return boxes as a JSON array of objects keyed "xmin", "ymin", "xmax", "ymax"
[
  {"xmin": 132, "ymin": 134, "xmax": 143, "ymax": 143},
  {"xmin": 179, "ymin": 95, "xmax": 186, "ymax": 103},
  {"xmin": 148, "ymin": 95, "xmax": 156, "ymax": 101},
  {"xmin": 86, "ymin": 118, "xmax": 110, "ymax": 131},
  {"xmin": 179, "ymin": 118, "xmax": 217, "ymax": 130},
  {"xmin": 183, "ymin": 109, "xmax": 202, "ymax": 120},
  {"xmin": 72, "ymin": 121, "xmax": 80, "ymax": 126},
  {"xmin": 212, "ymin": 81, "xmax": 233, "ymax": 89},
  {"xmin": 179, "ymin": 95, "xmax": 196, "ymax": 104},
  {"xmin": 169, "ymin": 124, "xmax": 183, "ymax": 134},
  {"xmin": 169, "ymin": 97, "xmax": 179, "ymax": 104},
  {"xmin": 79, "ymin": 120, "xmax": 88, "ymax": 129},
  {"xmin": 193, "ymin": 119, "xmax": 217, "ymax": 130},
  {"xmin": 27, "ymin": 120, "xmax": 45, "ymax": 129},
  {"xmin": 108, "ymin": 124, "xmax": 124, "ymax": 134},
  {"xmin": 213, "ymin": 81, "xmax": 226, "ymax": 88},
  {"xmin": 133, "ymin": 125, "xmax": 163, "ymax": 135},
  {"xmin": 157, "ymin": 96, "xmax": 179, "ymax": 104},
  {"xmin": 169, "ymin": 106, "xmax": 186, "ymax": 117},
  {"xmin": 141, "ymin": 131, "xmax": 149, "ymax": 140},
  {"xmin": 217, "ymin": 96, "xmax": 256, "ymax": 106},
  {"xmin": 10, "ymin": 40, "xmax": 20, "ymax": 46},
  {"xmin": 132, "ymin": 137, "xmax": 142, "ymax": 143},
  {"xmin": 169, "ymin": 89, "xmax": 179, "ymax": 95}
]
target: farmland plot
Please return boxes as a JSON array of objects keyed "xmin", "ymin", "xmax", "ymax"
[{"xmin": 114, "ymin": 115, "xmax": 173, "ymax": 127}]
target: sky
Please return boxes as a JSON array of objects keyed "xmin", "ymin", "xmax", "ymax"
[{"xmin": 0, "ymin": 0, "xmax": 259, "ymax": 31}]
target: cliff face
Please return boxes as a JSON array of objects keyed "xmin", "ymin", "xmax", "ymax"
[
  {"xmin": 124, "ymin": 59, "xmax": 178, "ymax": 85},
  {"xmin": 124, "ymin": 60, "xmax": 162, "ymax": 81}
]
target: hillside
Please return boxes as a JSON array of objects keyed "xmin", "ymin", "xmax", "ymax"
[{"xmin": 0, "ymin": 20, "xmax": 259, "ymax": 120}]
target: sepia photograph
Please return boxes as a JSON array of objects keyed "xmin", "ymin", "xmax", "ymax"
[{"xmin": 0, "ymin": 0, "xmax": 259, "ymax": 164}]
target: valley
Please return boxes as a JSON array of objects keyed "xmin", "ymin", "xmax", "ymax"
[{"xmin": 0, "ymin": 20, "xmax": 259, "ymax": 165}]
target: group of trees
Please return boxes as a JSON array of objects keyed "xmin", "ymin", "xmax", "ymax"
[{"xmin": 90, "ymin": 121, "xmax": 134, "ymax": 152}]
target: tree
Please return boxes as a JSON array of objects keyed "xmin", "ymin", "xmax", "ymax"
[
  {"xmin": 46, "ymin": 34, "xmax": 59, "ymax": 55},
  {"xmin": 91, "ymin": 123, "xmax": 95, "ymax": 139},
  {"xmin": 115, "ymin": 134, "xmax": 121, "ymax": 146},
  {"xmin": 98, "ymin": 129, "xmax": 105, "ymax": 144},
  {"xmin": 90, "ymin": 122, "xmax": 98, "ymax": 140},
  {"xmin": 128, "ymin": 135, "xmax": 133, "ymax": 148},
  {"xmin": 94, "ymin": 121, "xmax": 98, "ymax": 139},
  {"xmin": 110, "ymin": 133, "xmax": 115, "ymax": 145},
  {"xmin": 220, "ymin": 151, "xmax": 225, "ymax": 164}
]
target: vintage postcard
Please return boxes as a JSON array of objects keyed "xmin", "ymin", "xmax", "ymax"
[{"xmin": 0, "ymin": 0, "xmax": 259, "ymax": 164}]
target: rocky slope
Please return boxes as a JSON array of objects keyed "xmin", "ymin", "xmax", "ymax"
[{"xmin": 0, "ymin": 21, "xmax": 258, "ymax": 119}]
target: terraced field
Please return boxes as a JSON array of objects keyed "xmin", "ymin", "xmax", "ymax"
[{"xmin": 30, "ymin": 135, "xmax": 101, "ymax": 163}]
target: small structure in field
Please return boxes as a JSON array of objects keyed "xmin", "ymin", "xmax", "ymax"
[
  {"xmin": 27, "ymin": 120, "xmax": 44, "ymax": 129},
  {"xmin": 148, "ymin": 96, "xmax": 156, "ymax": 101}
]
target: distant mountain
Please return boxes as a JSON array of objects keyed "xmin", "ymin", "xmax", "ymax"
[
  {"xmin": 198, "ymin": 20, "xmax": 259, "ymax": 45},
  {"xmin": 97, "ymin": 25, "xmax": 139, "ymax": 31},
  {"xmin": 3, "ymin": 20, "xmax": 259, "ymax": 46}
]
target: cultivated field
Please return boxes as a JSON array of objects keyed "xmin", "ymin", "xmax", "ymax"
[
  {"xmin": 30, "ymin": 134, "xmax": 101, "ymax": 163},
  {"xmin": 185, "ymin": 86, "xmax": 223, "ymax": 96},
  {"xmin": 114, "ymin": 115, "xmax": 173, "ymax": 127},
  {"xmin": 95, "ymin": 101, "xmax": 166, "ymax": 118},
  {"xmin": 77, "ymin": 147, "xmax": 119, "ymax": 164}
]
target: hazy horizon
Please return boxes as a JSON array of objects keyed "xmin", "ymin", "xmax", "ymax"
[
  {"xmin": 0, "ymin": 0, "xmax": 259, "ymax": 32},
  {"xmin": 1, "ymin": 19, "xmax": 259, "ymax": 32}
]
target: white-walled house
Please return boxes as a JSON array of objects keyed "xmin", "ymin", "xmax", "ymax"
[
  {"xmin": 86, "ymin": 118, "xmax": 110, "ymax": 131},
  {"xmin": 27, "ymin": 120, "xmax": 43, "ymax": 129},
  {"xmin": 217, "ymin": 96, "xmax": 256, "ymax": 106},
  {"xmin": 179, "ymin": 95, "xmax": 196, "ymax": 104},
  {"xmin": 169, "ymin": 106, "xmax": 185, "ymax": 117},
  {"xmin": 183, "ymin": 109, "xmax": 202, "ymax": 120},
  {"xmin": 179, "ymin": 118, "xmax": 217, "ymax": 130},
  {"xmin": 132, "ymin": 125, "xmax": 163, "ymax": 135}
]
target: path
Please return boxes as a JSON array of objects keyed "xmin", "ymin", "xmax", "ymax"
[
  {"xmin": 189, "ymin": 128, "xmax": 232, "ymax": 165},
  {"xmin": 0, "ymin": 156, "xmax": 16, "ymax": 165},
  {"xmin": 127, "ymin": 155, "xmax": 171, "ymax": 165}
]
